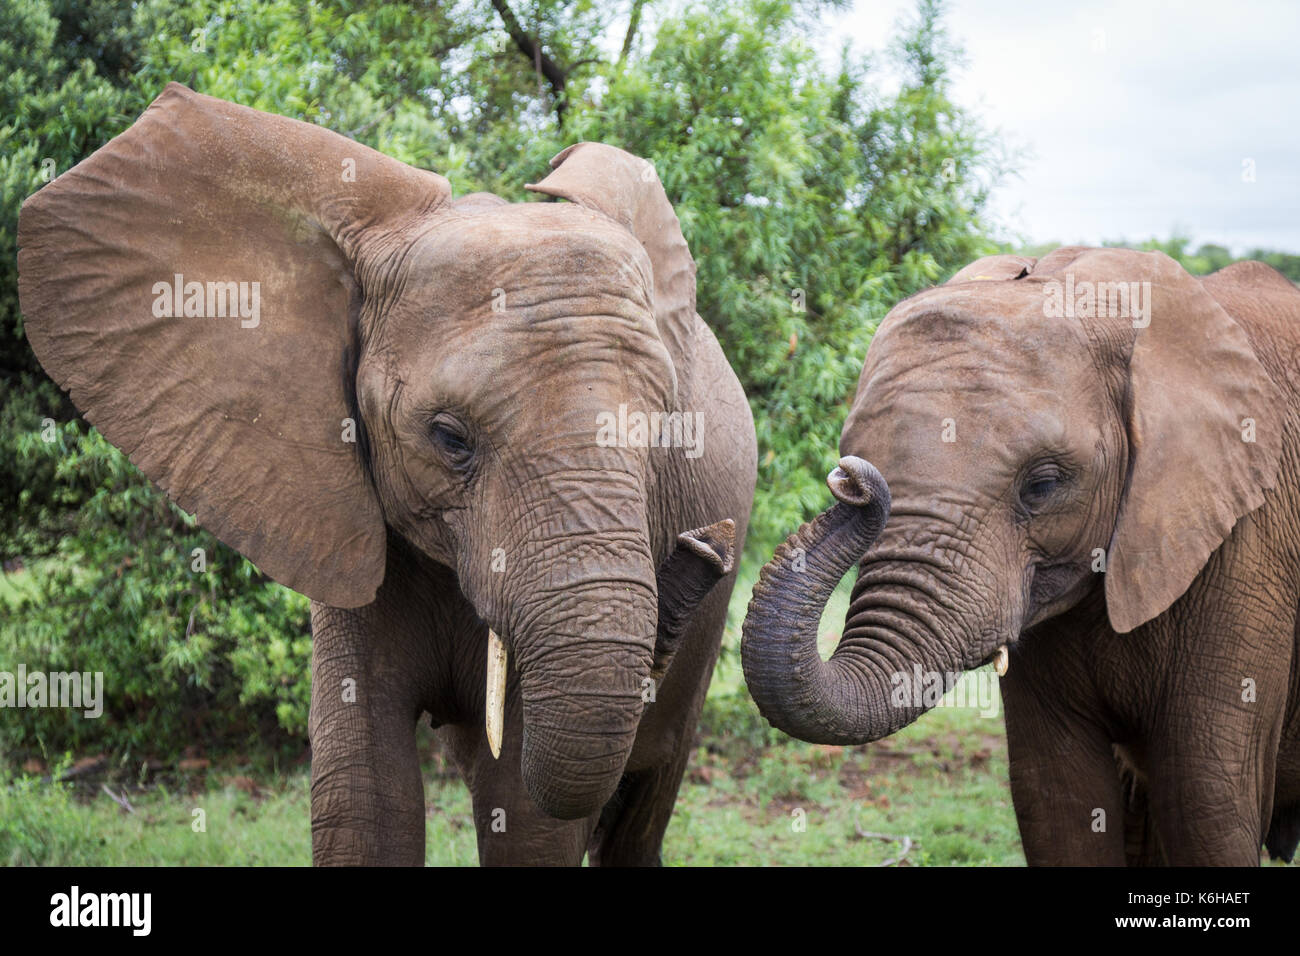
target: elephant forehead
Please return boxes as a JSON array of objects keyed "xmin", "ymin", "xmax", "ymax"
[
  {"xmin": 845, "ymin": 298, "xmax": 1103, "ymax": 479},
  {"xmin": 366, "ymin": 232, "xmax": 676, "ymax": 429},
  {"xmin": 372, "ymin": 206, "xmax": 671, "ymax": 399},
  {"xmin": 867, "ymin": 290, "xmax": 1092, "ymax": 392},
  {"xmin": 404, "ymin": 203, "xmax": 655, "ymax": 311},
  {"xmin": 849, "ymin": 378, "xmax": 1073, "ymax": 455},
  {"xmin": 842, "ymin": 385, "xmax": 1095, "ymax": 502}
]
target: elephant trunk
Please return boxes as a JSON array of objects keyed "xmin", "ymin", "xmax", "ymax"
[
  {"xmin": 744, "ymin": 456, "xmax": 1000, "ymax": 744},
  {"xmin": 741, "ymin": 456, "xmax": 935, "ymax": 743},
  {"xmin": 512, "ymin": 579, "xmax": 656, "ymax": 819},
  {"xmin": 469, "ymin": 462, "xmax": 661, "ymax": 820}
]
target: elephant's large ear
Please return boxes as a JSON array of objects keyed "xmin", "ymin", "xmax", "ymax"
[
  {"xmin": 524, "ymin": 143, "xmax": 696, "ymax": 367},
  {"xmin": 1099, "ymin": 249, "xmax": 1283, "ymax": 633},
  {"xmin": 18, "ymin": 83, "xmax": 450, "ymax": 608}
]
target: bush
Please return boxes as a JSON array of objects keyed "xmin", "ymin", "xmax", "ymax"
[
  {"xmin": 1, "ymin": 0, "xmax": 1008, "ymax": 765},
  {"xmin": 0, "ymin": 762, "xmax": 96, "ymax": 865},
  {"xmin": 1, "ymin": 424, "xmax": 312, "ymax": 764}
]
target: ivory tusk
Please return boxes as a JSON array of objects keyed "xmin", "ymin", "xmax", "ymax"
[
  {"xmin": 486, "ymin": 629, "xmax": 508, "ymax": 759},
  {"xmin": 993, "ymin": 645, "xmax": 1009, "ymax": 677}
]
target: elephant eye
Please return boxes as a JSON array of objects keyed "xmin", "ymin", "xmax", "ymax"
[
  {"xmin": 430, "ymin": 416, "xmax": 474, "ymax": 466},
  {"xmin": 1019, "ymin": 465, "xmax": 1064, "ymax": 509}
]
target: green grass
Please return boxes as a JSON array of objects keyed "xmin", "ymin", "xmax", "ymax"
[
  {"xmin": 2, "ymin": 680, "xmax": 1020, "ymax": 866},
  {"xmin": 0, "ymin": 771, "xmax": 314, "ymax": 866},
  {"xmin": 5, "ymin": 691, "xmax": 1290, "ymax": 865},
  {"xmin": 1, "ymin": 555, "xmax": 1020, "ymax": 865},
  {"xmin": 0, "ymin": 749, "xmax": 482, "ymax": 865},
  {"xmin": 668, "ymin": 686, "xmax": 1020, "ymax": 866},
  {"xmin": 7, "ymin": 558, "xmax": 1282, "ymax": 866}
]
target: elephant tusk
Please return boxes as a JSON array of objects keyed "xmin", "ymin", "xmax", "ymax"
[
  {"xmin": 486, "ymin": 629, "xmax": 508, "ymax": 760},
  {"xmin": 993, "ymin": 645, "xmax": 1009, "ymax": 677}
]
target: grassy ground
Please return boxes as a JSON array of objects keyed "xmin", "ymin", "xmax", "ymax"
[
  {"xmin": 1, "ymin": 694, "xmax": 1019, "ymax": 866},
  {"xmin": 3, "ymin": 558, "xmax": 1025, "ymax": 865},
  {"xmin": 5, "ymin": 555, "xmax": 1291, "ymax": 865}
]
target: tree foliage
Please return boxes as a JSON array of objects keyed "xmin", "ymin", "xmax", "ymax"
[
  {"xmin": 1, "ymin": 0, "xmax": 1010, "ymax": 760},
  {"xmin": 1115, "ymin": 236, "xmax": 1300, "ymax": 282}
]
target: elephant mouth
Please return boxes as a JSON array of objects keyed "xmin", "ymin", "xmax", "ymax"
[
  {"xmin": 968, "ymin": 626, "xmax": 1011, "ymax": 676},
  {"xmin": 474, "ymin": 519, "xmax": 738, "ymax": 821},
  {"xmin": 968, "ymin": 559, "xmax": 1087, "ymax": 676}
]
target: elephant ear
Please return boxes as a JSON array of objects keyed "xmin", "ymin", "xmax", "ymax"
[
  {"xmin": 18, "ymin": 83, "xmax": 450, "ymax": 608},
  {"xmin": 524, "ymin": 143, "xmax": 696, "ymax": 369},
  {"xmin": 946, "ymin": 254, "xmax": 1036, "ymax": 283},
  {"xmin": 1095, "ymin": 249, "xmax": 1284, "ymax": 633}
]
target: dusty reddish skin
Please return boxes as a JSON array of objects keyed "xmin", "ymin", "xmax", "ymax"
[
  {"xmin": 19, "ymin": 85, "xmax": 757, "ymax": 865},
  {"xmin": 743, "ymin": 247, "xmax": 1300, "ymax": 865}
]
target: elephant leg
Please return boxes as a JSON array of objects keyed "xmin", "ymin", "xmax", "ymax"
[
  {"xmin": 1141, "ymin": 586, "xmax": 1293, "ymax": 865},
  {"xmin": 309, "ymin": 542, "xmax": 455, "ymax": 866},
  {"xmin": 1001, "ymin": 629, "xmax": 1126, "ymax": 865},
  {"xmin": 1144, "ymin": 689, "xmax": 1282, "ymax": 865},
  {"xmin": 586, "ymin": 753, "xmax": 690, "ymax": 866},
  {"xmin": 310, "ymin": 608, "xmax": 426, "ymax": 865},
  {"xmin": 1004, "ymin": 709, "xmax": 1126, "ymax": 864},
  {"xmin": 439, "ymin": 719, "xmax": 598, "ymax": 866},
  {"xmin": 1265, "ymin": 803, "xmax": 1300, "ymax": 862},
  {"xmin": 586, "ymin": 680, "xmax": 709, "ymax": 867},
  {"xmin": 588, "ymin": 585, "xmax": 731, "ymax": 867},
  {"xmin": 1144, "ymin": 737, "xmax": 1274, "ymax": 865}
]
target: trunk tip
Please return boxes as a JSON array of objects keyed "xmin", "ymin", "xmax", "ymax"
[
  {"xmin": 829, "ymin": 456, "xmax": 890, "ymax": 511},
  {"xmin": 677, "ymin": 517, "xmax": 737, "ymax": 575}
]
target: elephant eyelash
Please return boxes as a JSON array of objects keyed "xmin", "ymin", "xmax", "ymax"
[
  {"xmin": 1023, "ymin": 477, "xmax": 1058, "ymax": 498},
  {"xmin": 429, "ymin": 416, "xmax": 476, "ymax": 468},
  {"xmin": 1017, "ymin": 462, "xmax": 1070, "ymax": 511}
]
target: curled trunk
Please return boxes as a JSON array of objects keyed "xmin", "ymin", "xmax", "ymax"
[
  {"xmin": 743, "ymin": 456, "xmax": 974, "ymax": 745},
  {"xmin": 651, "ymin": 518, "xmax": 737, "ymax": 682}
]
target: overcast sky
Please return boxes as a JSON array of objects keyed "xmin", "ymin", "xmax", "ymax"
[{"xmin": 824, "ymin": 0, "xmax": 1300, "ymax": 253}]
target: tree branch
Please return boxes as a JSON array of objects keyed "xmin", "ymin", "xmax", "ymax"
[
  {"xmin": 490, "ymin": 0, "xmax": 569, "ymax": 123},
  {"xmin": 345, "ymin": 101, "xmax": 400, "ymax": 140},
  {"xmin": 621, "ymin": 0, "xmax": 646, "ymax": 62}
]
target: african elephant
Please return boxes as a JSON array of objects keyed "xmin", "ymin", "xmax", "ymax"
[
  {"xmin": 742, "ymin": 246, "xmax": 1300, "ymax": 865},
  {"xmin": 18, "ymin": 84, "xmax": 756, "ymax": 865}
]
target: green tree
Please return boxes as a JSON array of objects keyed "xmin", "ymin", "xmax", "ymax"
[
  {"xmin": 1, "ymin": 0, "xmax": 1008, "ymax": 762},
  {"xmin": 1095, "ymin": 235, "xmax": 1300, "ymax": 282},
  {"xmin": 569, "ymin": 0, "xmax": 1006, "ymax": 546}
]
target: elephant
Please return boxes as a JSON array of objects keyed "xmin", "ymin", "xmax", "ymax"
[
  {"xmin": 18, "ymin": 84, "xmax": 756, "ymax": 866},
  {"xmin": 741, "ymin": 246, "xmax": 1300, "ymax": 865}
]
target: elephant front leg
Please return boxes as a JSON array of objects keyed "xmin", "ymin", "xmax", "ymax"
[
  {"xmin": 309, "ymin": 603, "xmax": 428, "ymax": 866},
  {"xmin": 1138, "ymin": 590, "xmax": 1294, "ymax": 865},
  {"xmin": 1143, "ymin": 686, "xmax": 1283, "ymax": 865},
  {"xmin": 440, "ymin": 712, "xmax": 598, "ymax": 866},
  {"xmin": 1002, "ymin": 663, "xmax": 1126, "ymax": 865}
]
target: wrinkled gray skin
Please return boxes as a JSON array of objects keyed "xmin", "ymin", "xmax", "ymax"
[
  {"xmin": 743, "ymin": 248, "xmax": 1300, "ymax": 865},
  {"xmin": 309, "ymin": 191, "xmax": 755, "ymax": 866},
  {"xmin": 18, "ymin": 85, "xmax": 756, "ymax": 865}
]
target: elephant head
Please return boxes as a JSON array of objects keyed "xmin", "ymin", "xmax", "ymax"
[
  {"xmin": 742, "ymin": 247, "xmax": 1283, "ymax": 744},
  {"xmin": 18, "ymin": 84, "xmax": 718, "ymax": 819}
]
